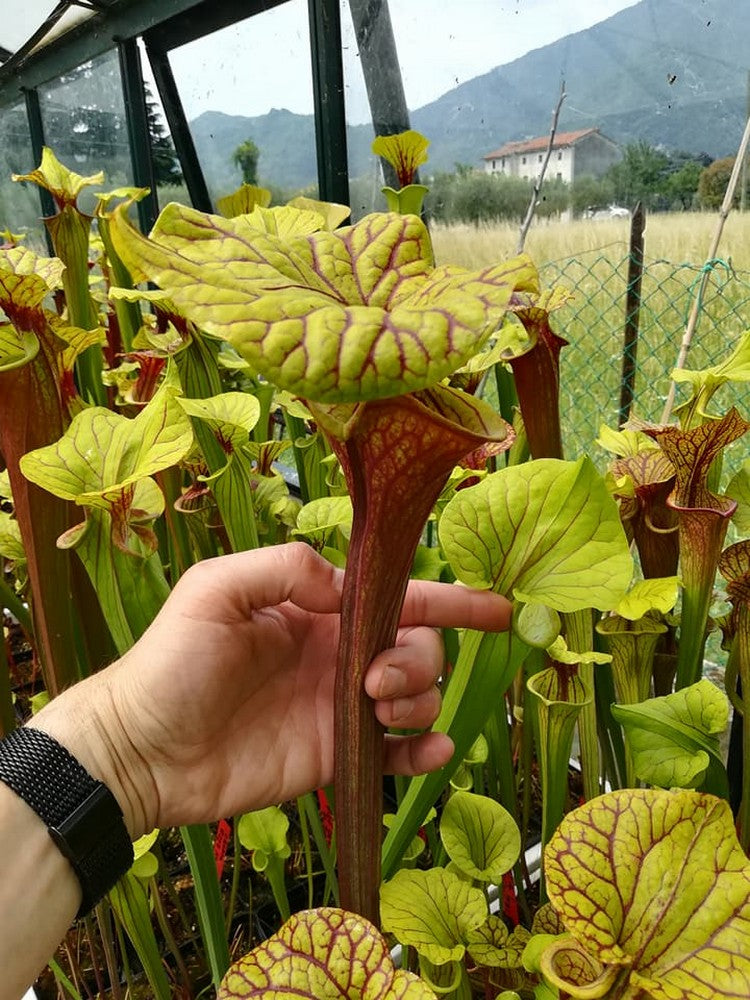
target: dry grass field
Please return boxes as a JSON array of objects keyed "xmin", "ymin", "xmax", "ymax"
[
  {"xmin": 433, "ymin": 212, "xmax": 750, "ymax": 467},
  {"xmin": 430, "ymin": 212, "xmax": 750, "ymax": 272}
]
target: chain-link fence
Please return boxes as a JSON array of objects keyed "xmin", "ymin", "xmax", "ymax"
[{"xmin": 540, "ymin": 248, "xmax": 750, "ymax": 467}]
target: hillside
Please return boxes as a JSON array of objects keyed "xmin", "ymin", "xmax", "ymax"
[{"xmin": 189, "ymin": 0, "xmax": 745, "ymax": 196}]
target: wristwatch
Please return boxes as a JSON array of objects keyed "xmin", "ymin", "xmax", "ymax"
[{"xmin": 0, "ymin": 726, "xmax": 134, "ymax": 918}]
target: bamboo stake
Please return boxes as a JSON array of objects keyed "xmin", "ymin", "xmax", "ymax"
[
  {"xmin": 517, "ymin": 81, "xmax": 567, "ymax": 254},
  {"xmin": 660, "ymin": 111, "xmax": 750, "ymax": 424}
]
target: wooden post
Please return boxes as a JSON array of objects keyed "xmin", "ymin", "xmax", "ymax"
[{"xmin": 618, "ymin": 201, "xmax": 645, "ymax": 427}]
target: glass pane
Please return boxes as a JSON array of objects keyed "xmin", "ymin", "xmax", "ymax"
[
  {"xmin": 168, "ymin": 0, "xmax": 318, "ymax": 206},
  {"xmin": 38, "ymin": 48, "xmax": 132, "ymax": 214},
  {"xmin": 339, "ymin": 0, "xmax": 382, "ymax": 220},
  {"xmin": 0, "ymin": 101, "xmax": 45, "ymax": 250},
  {"xmin": 138, "ymin": 39, "xmax": 191, "ymax": 209}
]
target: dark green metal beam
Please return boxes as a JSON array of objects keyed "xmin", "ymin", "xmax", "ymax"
[
  {"xmin": 117, "ymin": 38, "xmax": 159, "ymax": 232},
  {"xmin": 308, "ymin": 0, "xmax": 350, "ymax": 206},
  {"xmin": 144, "ymin": 41, "xmax": 213, "ymax": 213},
  {"xmin": 0, "ymin": 0, "xmax": 208, "ymax": 108},
  {"xmin": 22, "ymin": 88, "xmax": 55, "ymax": 252},
  {"xmin": 145, "ymin": 0, "xmax": 288, "ymax": 52}
]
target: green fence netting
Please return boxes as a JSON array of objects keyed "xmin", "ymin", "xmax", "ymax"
[{"xmin": 539, "ymin": 247, "xmax": 750, "ymax": 470}]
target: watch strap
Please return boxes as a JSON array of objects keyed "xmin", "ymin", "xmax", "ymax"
[{"xmin": 0, "ymin": 726, "xmax": 134, "ymax": 918}]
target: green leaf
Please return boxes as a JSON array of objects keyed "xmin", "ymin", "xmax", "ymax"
[
  {"xmin": 544, "ymin": 788, "xmax": 750, "ymax": 999},
  {"xmin": 727, "ymin": 461, "xmax": 750, "ymax": 535},
  {"xmin": 440, "ymin": 457, "xmax": 632, "ymax": 611},
  {"xmin": 132, "ymin": 829, "xmax": 159, "ymax": 861},
  {"xmin": 178, "ymin": 392, "xmax": 261, "ymax": 452},
  {"xmin": 596, "ymin": 424, "xmax": 660, "ymax": 457},
  {"xmin": 0, "ymin": 511, "xmax": 25, "ymax": 563},
  {"xmin": 545, "ymin": 636, "xmax": 611, "ymax": 665},
  {"xmin": 380, "ymin": 867, "xmax": 487, "ymax": 966},
  {"xmin": 218, "ymin": 907, "xmax": 434, "ymax": 999},
  {"xmin": 382, "ymin": 814, "xmax": 426, "ymax": 864},
  {"xmin": 111, "ymin": 204, "xmax": 538, "ymax": 403},
  {"xmin": 291, "ymin": 495, "xmax": 353, "ymax": 542},
  {"xmin": 467, "ymin": 921, "xmax": 531, "ymax": 970},
  {"xmin": 651, "ymin": 408, "xmax": 749, "ymax": 511},
  {"xmin": 130, "ymin": 851, "xmax": 158, "ymax": 880},
  {"xmin": 672, "ymin": 329, "xmax": 750, "ymax": 391},
  {"xmin": 611, "ymin": 679, "xmax": 730, "ymax": 791},
  {"xmin": 410, "ymin": 544, "xmax": 447, "ymax": 581},
  {"xmin": 614, "ymin": 576, "xmax": 680, "ymax": 620},
  {"xmin": 0, "ymin": 246, "xmax": 65, "ymax": 369},
  {"xmin": 372, "ymin": 131, "xmax": 430, "ymax": 187},
  {"xmin": 464, "ymin": 915, "xmax": 510, "ymax": 966},
  {"xmin": 287, "ymin": 196, "xmax": 351, "ymax": 230},
  {"xmin": 216, "ymin": 184, "xmax": 272, "ymax": 218},
  {"xmin": 237, "ymin": 806, "xmax": 291, "ymax": 867},
  {"xmin": 382, "ymin": 185, "xmax": 430, "ymax": 216},
  {"xmin": 440, "ymin": 792, "xmax": 521, "ymax": 884},
  {"xmin": 513, "ymin": 602, "xmax": 561, "ymax": 649},
  {"xmin": 20, "ymin": 374, "xmax": 193, "ymax": 518},
  {"xmin": 13, "ymin": 147, "xmax": 104, "ymax": 205},
  {"xmin": 539, "ymin": 936, "xmax": 616, "ymax": 996}
]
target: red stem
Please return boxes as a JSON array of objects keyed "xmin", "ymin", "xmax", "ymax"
[{"xmin": 328, "ymin": 393, "xmax": 510, "ymax": 922}]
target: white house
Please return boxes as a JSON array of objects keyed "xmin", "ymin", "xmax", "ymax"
[{"xmin": 482, "ymin": 128, "xmax": 620, "ymax": 183}]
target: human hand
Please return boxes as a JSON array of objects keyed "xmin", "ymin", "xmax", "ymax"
[{"xmin": 33, "ymin": 543, "xmax": 511, "ymax": 837}]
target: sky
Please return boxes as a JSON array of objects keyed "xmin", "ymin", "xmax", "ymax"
[{"xmin": 168, "ymin": 0, "xmax": 640, "ymax": 124}]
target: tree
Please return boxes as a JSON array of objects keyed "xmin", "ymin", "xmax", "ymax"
[
  {"xmin": 664, "ymin": 160, "xmax": 702, "ymax": 209},
  {"xmin": 232, "ymin": 139, "xmax": 260, "ymax": 185},
  {"xmin": 570, "ymin": 174, "xmax": 615, "ymax": 216},
  {"xmin": 144, "ymin": 84, "xmax": 182, "ymax": 186},
  {"xmin": 606, "ymin": 141, "xmax": 670, "ymax": 209},
  {"xmin": 698, "ymin": 157, "xmax": 738, "ymax": 210}
]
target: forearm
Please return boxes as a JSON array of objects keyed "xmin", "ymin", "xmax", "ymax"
[
  {"xmin": 0, "ymin": 672, "xmax": 150, "ymax": 1000},
  {"xmin": 0, "ymin": 782, "xmax": 81, "ymax": 1000}
]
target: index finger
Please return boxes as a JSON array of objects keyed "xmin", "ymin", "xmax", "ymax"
[{"xmin": 400, "ymin": 579, "xmax": 511, "ymax": 632}]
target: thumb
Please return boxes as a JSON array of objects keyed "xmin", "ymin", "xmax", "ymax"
[{"xmin": 176, "ymin": 542, "xmax": 345, "ymax": 618}]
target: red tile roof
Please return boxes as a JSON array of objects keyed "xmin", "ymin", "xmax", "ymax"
[{"xmin": 483, "ymin": 128, "xmax": 599, "ymax": 160}]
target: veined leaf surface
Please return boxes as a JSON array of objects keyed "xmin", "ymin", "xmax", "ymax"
[
  {"xmin": 380, "ymin": 867, "xmax": 487, "ymax": 966},
  {"xmin": 13, "ymin": 147, "xmax": 104, "ymax": 205},
  {"xmin": 20, "ymin": 378, "xmax": 193, "ymax": 510},
  {"xmin": 611, "ymin": 680, "xmax": 729, "ymax": 790},
  {"xmin": 218, "ymin": 908, "xmax": 434, "ymax": 999},
  {"xmin": 440, "ymin": 791, "xmax": 521, "ymax": 884},
  {"xmin": 111, "ymin": 205, "xmax": 537, "ymax": 402},
  {"xmin": 545, "ymin": 788, "xmax": 750, "ymax": 999},
  {"xmin": 439, "ymin": 457, "xmax": 632, "ymax": 611}
]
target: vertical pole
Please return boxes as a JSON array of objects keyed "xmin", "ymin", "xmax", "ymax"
[
  {"xmin": 347, "ymin": 0, "xmax": 410, "ymax": 190},
  {"xmin": 619, "ymin": 201, "xmax": 645, "ymax": 427},
  {"xmin": 22, "ymin": 88, "xmax": 55, "ymax": 252},
  {"xmin": 117, "ymin": 37, "xmax": 158, "ymax": 232},
  {"xmin": 307, "ymin": 0, "xmax": 350, "ymax": 206},
  {"xmin": 145, "ymin": 40, "xmax": 213, "ymax": 214},
  {"xmin": 741, "ymin": 70, "xmax": 750, "ymax": 213}
]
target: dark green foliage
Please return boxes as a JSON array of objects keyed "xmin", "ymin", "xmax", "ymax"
[
  {"xmin": 698, "ymin": 157, "xmax": 739, "ymax": 210},
  {"xmin": 570, "ymin": 174, "xmax": 616, "ymax": 215},
  {"xmin": 145, "ymin": 84, "xmax": 183, "ymax": 187},
  {"xmin": 426, "ymin": 171, "xmax": 568, "ymax": 225},
  {"xmin": 232, "ymin": 138, "xmax": 260, "ymax": 186},
  {"xmin": 599, "ymin": 143, "xmax": 708, "ymax": 213}
]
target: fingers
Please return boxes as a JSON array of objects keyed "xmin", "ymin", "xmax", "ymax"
[
  {"xmin": 400, "ymin": 578, "xmax": 512, "ymax": 633},
  {"xmin": 364, "ymin": 626, "xmax": 443, "ymax": 700},
  {"xmin": 177, "ymin": 542, "xmax": 511, "ymax": 634},
  {"xmin": 178, "ymin": 542, "xmax": 344, "ymax": 617},
  {"xmin": 384, "ymin": 732, "xmax": 455, "ymax": 776}
]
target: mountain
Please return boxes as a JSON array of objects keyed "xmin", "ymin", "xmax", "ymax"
[{"xmin": 189, "ymin": 0, "xmax": 746, "ymax": 196}]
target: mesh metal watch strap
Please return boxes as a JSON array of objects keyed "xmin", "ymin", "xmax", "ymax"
[{"xmin": 0, "ymin": 726, "xmax": 134, "ymax": 918}]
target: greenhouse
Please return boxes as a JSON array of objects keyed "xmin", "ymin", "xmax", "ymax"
[{"xmin": 1, "ymin": 2, "xmax": 750, "ymax": 998}]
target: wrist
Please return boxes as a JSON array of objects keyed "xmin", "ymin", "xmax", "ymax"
[{"xmin": 28, "ymin": 668, "xmax": 158, "ymax": 840}]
